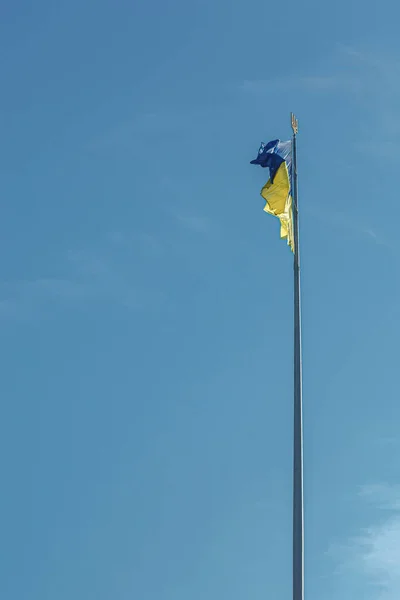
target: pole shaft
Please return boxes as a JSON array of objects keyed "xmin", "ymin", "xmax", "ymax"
[{"xmin": 292, "ymin": 125, "xmax": 304, "ymax": 600}]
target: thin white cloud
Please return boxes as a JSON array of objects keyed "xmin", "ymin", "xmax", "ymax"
[
  {"xmin": 0, "ymin": 277, "xmax": 88, "ymax": 319},
  {"xmin": 335, "ymin": 46, "xmax": 400, "ymax": 148},
  {"xmin": 303, "ymin": 204, "xmax": 396, "ymax": 253},
  {"xmin": 331, "ymin": 484, "xmax": 400, "ymax": 600},
  {"xmin": 66, "ymin": 249, "xmax": 141, "ymax": 309},
  {"xmin": 376, "ymin": 437, "xmax": 400, "ymax": 448},
  {"xmin": 0, "ymin": 235, "xmax": 164, "ymax": 318},
  {"xmin": 360, "ymin": 228, "xmax": 396, "ymax": 252},
  {"xmin": 241, "ymin": 74, "xmax": 358, "ymax": 95},
  {"xmin": 242, "ymin": 45, "xmax": 400, "ymax": 159},
  {"xmin": 359, "ymin": 484, "xmax": 400, "ymax": 511},
  {"xmin": 300, "ymin": 75, "xmax": 358, "ymax": 91},
  {"xmin": 88, "ymin": 109, "xmax": 207, "ymax": 151},
  {"xmin": 175, "ymin": 214, "xmax": 215, "ymax": 235},
  {"xmin": 107, "ymin": 230, "xmax": 162, "ymax": 255}
]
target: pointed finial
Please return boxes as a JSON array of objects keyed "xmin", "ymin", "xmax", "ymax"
[{"xmin": 291, "ymin": 113, "xmax": 299, "ymax": 135}]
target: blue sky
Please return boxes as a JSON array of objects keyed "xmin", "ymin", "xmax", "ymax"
[{"xmin": 1, "ymin": 1, "xmax": 400, "ymax": 599}]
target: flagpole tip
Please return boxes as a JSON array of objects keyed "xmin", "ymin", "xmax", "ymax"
[{"xmin": 291, "ymin": 113, "xmax": 299, "ymax": 135}]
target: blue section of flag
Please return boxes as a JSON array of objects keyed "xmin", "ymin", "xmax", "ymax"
[
  {"xmin": 250, "ymin": 140, "xmax": 283, "ymax": 182},
  {"xmin": 250, "ymin": 139, "xmax": 292, "ymax": 185}
]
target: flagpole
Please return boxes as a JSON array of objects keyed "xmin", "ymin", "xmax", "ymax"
[{"xmin": 291, "ymin": 113, "xmax": 304, "ymax": 600}]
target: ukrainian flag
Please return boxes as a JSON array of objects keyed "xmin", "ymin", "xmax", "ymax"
[{"xmin": 251, "ymin": 139, "xmax": 294, "ymax": 252}]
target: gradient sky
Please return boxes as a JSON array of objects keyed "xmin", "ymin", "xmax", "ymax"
[{"xmin": 1, "ymin": 1, "xmax": 400, "ymax": 599}]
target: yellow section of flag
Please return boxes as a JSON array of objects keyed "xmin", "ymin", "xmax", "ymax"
[{"xmin": 260, "ymin": 161, "xmax": 294, "ymax": 252}]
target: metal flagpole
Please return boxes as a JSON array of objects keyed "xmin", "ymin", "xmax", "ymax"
[{"xmin": 291, "ymin": 113, "xmax": 304, "ymax": 600}]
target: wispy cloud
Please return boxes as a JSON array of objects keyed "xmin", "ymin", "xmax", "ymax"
[
  {"xmin": 107, "ymin": 231, "xmax": 162, "ymax": 255},
  {"xmin": 304, "ymin": 204, "xmax": 396, "ymax": 253},
  {"xmin": 241, "ymin": 74, "xmax": 359, "ymax": 95},
  {"xmin": 88, "ymin": 109, "xmax": 207, "ymax": 151},
  {"xmin": 0, "ymin": 277, "xmax": 88, "ymax": 318},
  {"xmin": 0, "ymin": 233, "xmax": 164, "ymax": 319},
  {"xmin": 331, "ymin": 483, "xmax": 400, "ymax": 600},
  {"xmin": 358, "ymin": 227, "xmax": 395, "ymax": 252},
  {"xmin": 359, "ymin": 484, "xmax": 400, "ymax": 511},
  {"xmin": 67, "ymin": 249, "xmax": 141, "ymax": 309},
  {"xmin": 242, "ymin": 45, "xmax": 400, "ymax": 159},
  {"xmin": 338, "ymin": 46, "xmax": 400, "ymax": 144},
  {"xmin": 376, "ymin": 437, "xmax": 400, "ymax": 448},
  {"xmin": 175, "ymin": 214, "xmax": 215, "ymax": 235}
]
